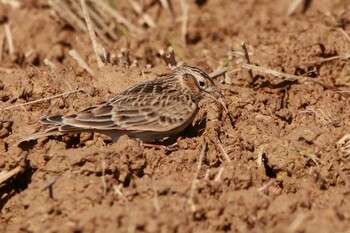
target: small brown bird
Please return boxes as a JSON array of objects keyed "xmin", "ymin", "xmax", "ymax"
[{"xmin": 21, "ymin": 65, "xmax": 223, "ymax": 143}]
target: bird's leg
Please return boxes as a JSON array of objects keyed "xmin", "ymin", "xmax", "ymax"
[
  {"xmin": 144, "ymin": 142, "xmax": 179, "ymax": 152},
  {"xmin": 136, "ymin": 139, "xmax": 178, "ymax": 151}
]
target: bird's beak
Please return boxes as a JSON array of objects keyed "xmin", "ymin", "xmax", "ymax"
[
  {"xmin": 213, "ymin": 89, "xmax": 224, "ymax": 98},
  {"xmin": 205, "ymin": 88, "xmax": 224, "ymax": 101},
  {"xmin": 204, "ymin": 87, "xmax": 223, "ymax": 99}
]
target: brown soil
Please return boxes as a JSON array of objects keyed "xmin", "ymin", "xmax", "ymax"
[{"xmin": 1, "ymin": 0, "xmax": 350, "ymax": 232}]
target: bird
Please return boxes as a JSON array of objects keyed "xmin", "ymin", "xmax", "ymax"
[{"xmin": 20, "ymin": 65, "xmax": 223, "ymax": 143}]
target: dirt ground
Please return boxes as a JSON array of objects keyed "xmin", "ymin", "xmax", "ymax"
[{"xmin": 1, "ymin": 0, "xmax": 350, "ymax": 232}]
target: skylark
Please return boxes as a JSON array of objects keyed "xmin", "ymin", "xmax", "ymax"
[{"xmin": 21, "ymin": 65, "xmax": 223, "ymax": 143}]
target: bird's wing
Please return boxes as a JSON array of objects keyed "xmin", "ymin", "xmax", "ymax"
[
  {"xmin": 110, "ymin": 92, "xmax": 197, "ymax": 132},
  {"xmin": 41, "ymin": 91, "xmax": 197, "ymax": 133}
]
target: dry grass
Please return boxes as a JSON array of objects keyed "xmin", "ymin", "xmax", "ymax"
[{"xmin": 300, "ymin": 102, "xmax": 339, "ymax": 126}]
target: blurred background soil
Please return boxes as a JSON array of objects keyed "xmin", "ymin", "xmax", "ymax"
[{"xmin": 1, "ymin": 0, "xmax": 350, "ymax": 232}]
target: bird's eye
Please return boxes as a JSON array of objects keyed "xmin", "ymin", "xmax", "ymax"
[{"xmin": 199, "ymin": 80, "xmax": 206, "ymax": 87}]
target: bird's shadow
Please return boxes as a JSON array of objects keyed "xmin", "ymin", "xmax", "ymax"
[
  {"xmin": 18, "ymin": 140, "xmax": 37, "ymax": 151},
  {"xmin": 18, "ymin": 135, "xmax": 81, "ymax": 151},
  {"xmin": 183, "ymin": 117, "xmax": 207, "ymax": 139},
  {"xmin": 156, "ymin": 116, "xmax": 207, "ymax": 146}
]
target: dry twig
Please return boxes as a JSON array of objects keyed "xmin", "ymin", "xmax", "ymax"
[
  {"xmin": 90, "ymin": 0, "xmax": 140, "ymax": 33},
  {"xmin": 4, "ymin": 24, "xmax": 14, "ymax": 56},
  {"xmin": 242, "ymin": 63, "xmax": 333, "ymax": 89},
  {"xmin": 113, "ymin": 184, "xmax": 129, "ymax": 203},
  {"xmin": 302, "ymin": 53, "xmax": 350, "ymax": 66},
  {"xmin": 41, "ymin": 176, "xmax": 58, "ymax": 199},
  {"xmin": 68, "ymin": 49, "xmax": 95, "ymax": 76},
  {"xmin": 214, "ymin": 167, "xmax": 225, "ymax": 182},
  {"xmin": 100, "ymin": 154, "xmax": 107, "ymax": 196},
  {"xmin": 337, "ymin": 134, "xmax": 350, "ymax": 158},
  {"xmin": 159, "ymin": 0, "xmax": 175, "ymax": 17},
  {"xmin": 159, "ymin": 47, "xmax": 177, "ymax": 68},
  {"xmin": 287, "ymin": 213, "xmax": 311, "ymax": 233},
  {"xmin": 0, "ymin": 33, "xmax": 4, "ymax": 62},
  {"xmin": 257, "ymin": 146, "xmax": 267, "ymax": 176},
  {"xmin": 257, "ymin": 179, "xmax": 274, "ymax": 192},
  {"xmin": 1, "ymin": 0, "xmax": 21, "ymax": 8},
  {"xmin": 241, "ymin": 42, "xmax": 253, "ymax": 79},
  {"xmin": 287, "ymin": 0, "xmax": 303, "ymax": 15},
  {"xmin": 217, "ymin": 141, "xmax": 231, "ymax": 163},
  {"xmin": 281, "ymin": 144, "xmax": 322, "ymax": 166},
  {"xmin": 0, "ymin": 166, "xmax": 21, "ymax": 185},
  {"xmin": 80, "ymin": 0, "xmax": 105, "ymax": 68},
  {"xmin": 69, "ymin": 0, "xmax": 113, "ymax": 44},
  {"xmin": 128, "ymin": 0, "xmax": 156, "ymax": 28},
  {"xmin": 188, "ymin": 142, "xmax": 207, "ymax": 212},
  {"xmin": 301, "ymin": 102, "xmax": 338, "ymax": 126},
  {"xmin": 119, "ymin": 48, "xmax": 133, "ymax": 67},
  {"xmin": 43, "ymin": 58, "xmax": 57, "ymax": 70},
  {"xmin": 0, "ymin": 88, "xmax": 84, "ymax": 111},
  {"xmin": 0, "ymin": 66, "xmax": 15, "ymax": 73},
  {"xmin": 257, "ymin": 147, "xmax": 264, "ymax": 167},
  {"xmin": 48, "ymin": 0, "xmax": 87, "ymax": 32},
  {"xmin": 287, "ymin": 0, "xmax": 312, "ymax": 15},
  {"xmin": 209, "ymin": 67, "xmax": 228, "ymax": 79},
  {"xmin": 339, "ymin": 28, "xmax": 350, "ymax": 44},
  {"xmin": 180, "ymin": 0, "xmax": 189, "ymax": 44}
]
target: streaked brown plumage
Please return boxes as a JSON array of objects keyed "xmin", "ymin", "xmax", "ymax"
[{"xmin": 21, "ymin": 65, "xmax": 222, "ymax": 143}]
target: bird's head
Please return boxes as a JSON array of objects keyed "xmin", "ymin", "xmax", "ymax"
[{"xmin": 174, "ymin": 65, "xmax": 223, "ymax": 101}]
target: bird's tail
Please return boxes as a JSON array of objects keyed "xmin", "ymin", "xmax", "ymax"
[{"xmin": 19, "ymin": 126, "xmax": 63, "ymax": 144}]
